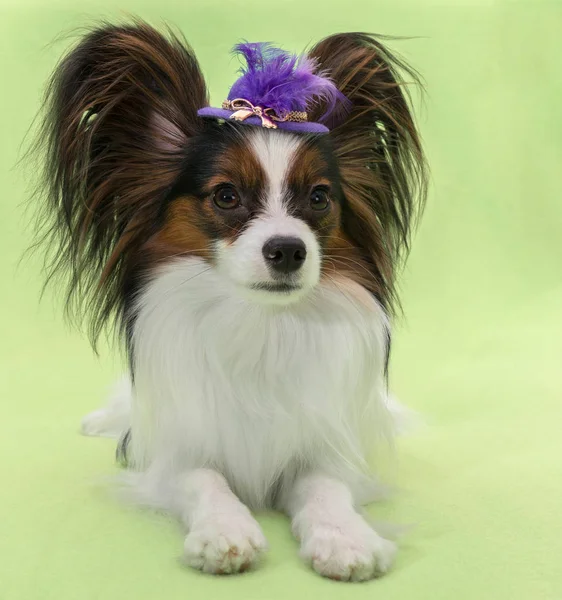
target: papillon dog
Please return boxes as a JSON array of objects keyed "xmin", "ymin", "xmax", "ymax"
[{"xmin": 34, "ymin": 21, "xmax": 427, "ymax": 581}]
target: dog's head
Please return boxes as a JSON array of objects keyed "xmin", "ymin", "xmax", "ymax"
[{"xmin": 34, "ymin": 22, "xmax": 426, "ymax": 341}]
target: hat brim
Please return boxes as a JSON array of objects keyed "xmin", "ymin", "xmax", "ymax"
[{"xmin": 197, "ymin": 107, "xmax": 329, "ymax": 134}]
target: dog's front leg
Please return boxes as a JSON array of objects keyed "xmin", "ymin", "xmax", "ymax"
[
  {"xmin": 179, "ymin": 469, "xmax": 267, "ymax": 574},
  {"xmin": 284, "ymin": 473, "xmax": 396, "ymax": 581}
]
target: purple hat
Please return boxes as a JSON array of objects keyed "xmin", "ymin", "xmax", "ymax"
[{"xmin": 197, "ymin": 42, "xmax": 349, "ymax": 134}]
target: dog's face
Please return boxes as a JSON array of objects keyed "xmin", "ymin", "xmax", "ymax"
[{"xmin": 153, "ymin": 124, "xmax": 347, "ymax": 305}]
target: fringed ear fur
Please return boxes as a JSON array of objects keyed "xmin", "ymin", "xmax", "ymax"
[
  {"xmin": 33, "ymin": 20, "xmax": 208, "ymax": 344},
  {"xmin": 307, "ymin": 33, "xmax": 428, "ymax": 314}
]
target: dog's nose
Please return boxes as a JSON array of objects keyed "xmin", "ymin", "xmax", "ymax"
[{"xmin": 262, "ymin": 237, "xmax": 307, "ymax": 274}]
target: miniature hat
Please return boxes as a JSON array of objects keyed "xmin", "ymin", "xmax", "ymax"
[{"xmin": 197, "ymin": 42, "xmax": 348, "ymax": 134}]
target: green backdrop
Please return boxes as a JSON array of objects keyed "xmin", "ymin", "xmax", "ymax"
[{"xmin": 1, "ymin": 1, "xmax": 561, "ymax": 599}]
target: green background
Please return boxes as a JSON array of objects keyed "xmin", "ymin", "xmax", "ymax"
[{"xmin": 1, "ymin": 1, "xmax": 561, "ymax": 598}]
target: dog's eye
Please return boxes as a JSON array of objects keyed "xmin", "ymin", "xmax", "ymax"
[
  {"xmin": 213, "ymin": 185, "xmax": 240, "ymax": 210},
  {"xmin": 309, "ymin": 187, "xmax": 330, "ymax": 211}
]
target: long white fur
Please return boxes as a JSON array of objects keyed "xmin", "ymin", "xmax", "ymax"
[{"xmin": 82, "ymin": 129, "xmax": 398, "ymax": 580}]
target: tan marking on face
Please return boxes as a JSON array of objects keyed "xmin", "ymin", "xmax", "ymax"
[
  {"xmin": 144, "ymin": 196, "xmax": 212, "ymax": 263},
  {"xmin": 144, "ymin": 136, "xmax": 269, "ymax": 267},
  {"xmin": 289, "ymin": 143, "xmax": 330, "ymax": 189},
  {"xmin": 203, "ymin": 139, "xmax": 265, "ymax": 194},
  {"xmin": 284, "ymin": 143, "xmax": 341, "ymax": 237},
  {"xmin": 320, "ymin": 223, "xmax": 383, "ymax": 300}
]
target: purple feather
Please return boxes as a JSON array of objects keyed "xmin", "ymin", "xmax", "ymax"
[{"xmin": 228, "ymin": 42, "xmax": 349, "ymax": 122}]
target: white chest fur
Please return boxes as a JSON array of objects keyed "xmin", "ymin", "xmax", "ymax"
[{"xmin": 130, "ymin": 258, "xmax": 391, "ymax": 508}]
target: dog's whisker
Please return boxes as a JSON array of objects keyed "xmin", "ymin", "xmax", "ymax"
[{"xmin": 323, "ymin": 254, "xmax": 374, "ymax": 278}]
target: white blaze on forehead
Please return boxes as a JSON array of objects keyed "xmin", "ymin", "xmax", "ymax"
[{"xmin": 249, "ymin": 130, "xmax": 303, "ymax": 217}]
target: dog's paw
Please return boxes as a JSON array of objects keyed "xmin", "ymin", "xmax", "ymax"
[
  {"xmin": 184, "ymin": 511, "xmax": 267, "ymax": 574},
  {"xmin": 300, "ymin": 516, "xmax": 396, "ymax": 582}
]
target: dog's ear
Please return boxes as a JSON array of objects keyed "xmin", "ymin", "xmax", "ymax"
[
  {"xmin": 307, "ymin": 33, "xmax": 427, "ymax": 312},
  {"xmin": 34, "ymin": 21, "xmax": 208, "ymax": 341}
]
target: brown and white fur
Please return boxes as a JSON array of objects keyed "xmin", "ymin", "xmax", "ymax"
[{"xmin": 33, "ymin": 21, "xmax": 427, "ymax": 581}]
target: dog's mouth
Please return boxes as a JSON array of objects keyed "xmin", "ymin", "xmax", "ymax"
[{"xmin": 250, "ymin": 282, "xmax": 302, "ymax": 294}]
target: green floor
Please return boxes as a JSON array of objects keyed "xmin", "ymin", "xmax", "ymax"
[{"xmin": 1, "ymin": 1, "xmax": 561, "ymax": 599}]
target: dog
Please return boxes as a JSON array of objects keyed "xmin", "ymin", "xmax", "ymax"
[{"xmin": 33, "ymin": 20, "xmax": 427, "ymax": 581}]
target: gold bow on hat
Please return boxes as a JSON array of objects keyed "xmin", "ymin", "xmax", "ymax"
[{"xmin": 222, "ymin": 98, "xmax": 308, "ymax": 129}]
